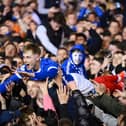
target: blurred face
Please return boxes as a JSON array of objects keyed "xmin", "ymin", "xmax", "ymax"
[
  {"xmin": 57, "ymin": 49, "xmax": 68, "ymax": 63},
  {"xmin": 30, "ymin": 2, "xmax": 37, "ymax": 10},
  {"xmin": 5, "ymin": 20, "xmax": 14, "ymax": 29},
  {"xmin": 23, "ymin": 14, "xmax": 32, "ymax": 25},
  {"xmin": 69, "ymin": 34, "xmax": 76, "ymax": 41},
  {"xmin": 87, "ymin": 13, "xmax": 96, "ymax": 22},
  {"xmin": 5, "ymin": 44, "xmax": 17, "ymax": 57},
  {"xmin": 112, "ymin": 53, "xmax": 123, "ymax": 66},
  {"xmin": 27, "ymin": 80, "xmax": 39, "ymax": 98},
  {"xmin": 90, "ymin": 60, "xmax": 101, "ymax": 74},
  {"xmin": 24, "ymin": 113, "xmax": 47, "ymax": 126},
  {"xmin": 50, "ymin": 20, "xmax": 61, "ymax": 31},
  {"xmin": 76, "ymin": 36, "xmax": 86, "ymax": 45},
  {"xmin": 72, "ymin": 50, "xmax": 83, "ymax": 65},
  {"xmin": 114, "ymin": 34, "xmax": 123, "ymax": 42},
  {"xmin": 84, "ymin": 57, "xmax": 91, "ymax": 70},
  {"xmin": 23, "ymin": 50, "xmax": 40, "ymax": 70},
  {"xmin": 29, "ymin": 21, "xmax": 37, "ymax": 31},
  {"xmin": 18, "ymin": 42, "xmax": 24, "ymax": 52},
  {"xmin": 122, "ymin": 27, "xmax": 126, "ymax": 40},
  {"xmin": 102, "ymin": 36, "xmax": 111, "ymax": 49},
  {"xmin": 12, "ymin": 6, "xmax": 20, "ymax": 12},
  {"xmin": 2, "ymin": 0, "xmax": 12, "ymax": 6},
  {"xmin": 67, "ymin": 14, "xmax": 77, "ymax": 26},
  {"xmin": 108, "ymin": 44, "xmax": 120, "ymax": 55},
  {"xmin": 109, "ymin": 22, "xmax": 120, "ymax": 36},
  {"xmin": 76, "ymin": 23, "xmax": 84, "ymax": 33},
  {"xmin": 114, "ymin": 14, "xmax": 123, "ymax": 27}
]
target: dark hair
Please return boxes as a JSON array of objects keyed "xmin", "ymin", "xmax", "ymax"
[
  {"xmin": 63, "ymin": 40, "xmax": 75, "ymax": 47},
  {"xmin": 109, "ymin": 19, "xmax": 120, "ymax": 28},
  {"xmin": 110, "ymin": 40, "xmax": 120, "ymax": 45},
  {"xmin": 5, "ymin": 42, "xmax": 17, "ymax": 51},
  {"xmin": 87, "ymin": 11, "xmax": 97, "ymax": 17},
  {"xmin": 93, "ymin": 57, "xmax": 104, "ymax": 64},
  {"xmin": 44, "ymin": 110, "xmax": 58, "ymax": 126},
  {"xmin": 18, "ymin": 107, "xmax": 34, "ymax": 126},
  {"xmin": 110, "ymin": 40, "xmax": 123, "ymax": 50},
  {"xmin": 51, "ymin": 12, "xmax": 66, "ymax": 26},
  {"xmin": 23, "ymin": 43, "xmax": 41, "ymax": 55},
  {"xmin": 36, "ymin": 108, "xmax": 58, "ymax": 126},
  {"xmin": 58, "ymin": 47, "xmax": 68, "ymax": 54},
  {"xmin": 58, "ymin": 118, "xmax": 73, "ymax": 126},
  {"xmin": 76, "ymin": 33, "xmax": 87, "ymax": 41},
  {"xmin": 102, "ymin": 30, "xmax": 111, "ymax": 36}
]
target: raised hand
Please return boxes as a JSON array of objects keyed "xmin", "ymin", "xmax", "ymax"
[
  {"xmin": 57, "ymin": 85, "xmax": 69, "ymax": 104},
  {"xmin": 18, "ymin": 71, "xmax": 35, "ymax": 78},
  {"xmin": 91, "ymin": 80, "xmax": 106, "ymax": 96},
  {"xmin": 113, "ymin": 89, "xmax": 126, "ymax": 98}
]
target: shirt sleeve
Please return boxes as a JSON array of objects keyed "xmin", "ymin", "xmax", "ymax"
[
  {"xmin": 36, "ymin": 25, "xmax": 58, "ymax": 55},
  {"xmin": 37, "ymin": 0, "xmax": 49, "ymax": 14}
]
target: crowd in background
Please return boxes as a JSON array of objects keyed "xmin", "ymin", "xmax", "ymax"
[{"xmin": 0, "ymin": 0, "xmax": 126, "ymax": 126}]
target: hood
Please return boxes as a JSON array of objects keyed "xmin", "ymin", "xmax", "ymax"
[{"xmin": 69, "ymin": 44, "xmax": 86, "ymax": 65}]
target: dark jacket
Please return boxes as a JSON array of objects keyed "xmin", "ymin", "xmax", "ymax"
[
  {"xmin": 87, "ymin": 29, "xmax": 102, "ymax": 55},
  {"xmin": 45, "ymin": 23, "xmax": 72, "ymax": 48},
  {"xmin": 72, "ymin": 90, "xmax": 103, "ymax": 126},
  {"xmin": 89, "ymin": 94, "xmax": 126, "ymax": 117}
]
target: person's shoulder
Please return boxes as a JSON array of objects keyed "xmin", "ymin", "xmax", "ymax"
[
  {"xmin": 37, "ymin": 25, "xmax": 47, "ymax": 32},
  {"xmin": 61, "ymin": 59, "xmax": 69, "ymax": 72},
  {"xmin": 62, "ymin": 73, "xmax": 74, "ymax": 85},
  {"xmin": 62, "ymin": 59, "xmax": 69, "ymax": 66},
  {"xmin": 40, "ymin": 58, "xmax": 58, "ymax": 66}
]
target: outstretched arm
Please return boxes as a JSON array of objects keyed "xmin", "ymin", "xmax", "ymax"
[{"xmin": 36, "ymin": 25, "xmax": 58, "ymax": 55}]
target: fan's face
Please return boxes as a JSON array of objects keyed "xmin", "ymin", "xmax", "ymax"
[{"xmin": 72, "ymin": 50, "xmax": 83, "ymax": 65}]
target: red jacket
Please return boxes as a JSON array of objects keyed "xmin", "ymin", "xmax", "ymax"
[{"xmin": 94, "ymin": 75, "xmax": 124, "ymax": 93}]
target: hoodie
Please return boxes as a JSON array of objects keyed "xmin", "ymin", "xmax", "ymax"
[
  {"xmin": 62, "ymin": 44, "xmax": 94, "ymax": 95},
  {"xmin": 62, "ymin": 44, "xmax": 87, "ymax": 77}
]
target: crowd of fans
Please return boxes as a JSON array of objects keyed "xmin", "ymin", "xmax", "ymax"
[{"xmin": 0, "ymin": 0, "xmax": 126, "ymax": 126}]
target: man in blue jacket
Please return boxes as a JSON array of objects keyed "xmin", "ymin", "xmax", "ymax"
[{"xmin": 0, "ymin": 43, "xmax": 59, "ymax": 93}]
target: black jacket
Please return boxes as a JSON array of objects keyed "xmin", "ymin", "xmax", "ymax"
[
  {"xmin": 72, "ymin": 90, "xmax": 103, "ymax": 126},
  {"xmin": 87, "ymin": 29, "xmax": 102, "ymax": 55},
  {"xmin": 89, "ymin": 94, "xmax": 126, "ymax": 117}
]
